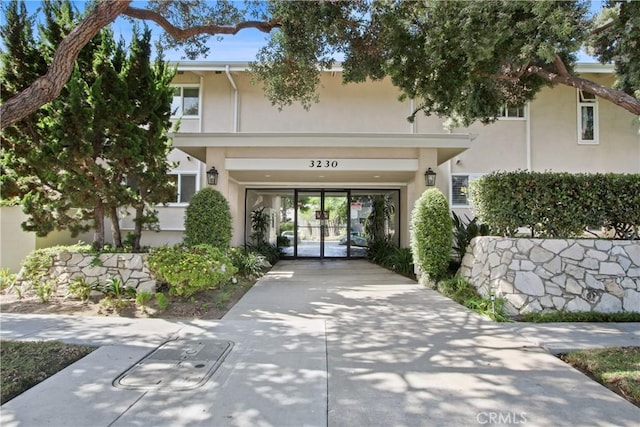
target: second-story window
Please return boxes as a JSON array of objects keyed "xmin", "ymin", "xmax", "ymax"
[
  {"xmin": 497, "ymin": 103, "xmax": 526, "ymax": 119},
  {"xmin": 171, "ymin": 86, "xmax": 200, "ymax": 118},
  {"xmin": 578, "ymin": 89, "xmax": 598, "ymax": 144}
]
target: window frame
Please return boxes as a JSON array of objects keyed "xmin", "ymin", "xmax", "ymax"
[
  {"xmin": 450, "ymin": 173, "xmax": 483, "ymax": 208},
  {"xmin": 577, "ymin": 89, "xmax": 598, "ymax": 145},
  {"xmin": 167, "ymin": 171, "xmax": 200, "ymax": 206},
  {"xmin": 170, "ymin": 84, "xmax": 201, "ymax": 119},
  {"xmin": 497, "ymin": 103, "xmax": 526, "ymax": 120}
]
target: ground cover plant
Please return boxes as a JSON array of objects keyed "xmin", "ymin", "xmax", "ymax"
[
  {"xmin": 0, "ymin": 340, "xmax": 95, "ymax": 404},
  {"xmin": 436, "ymin": 276, "xmax": 509, "ymax": 322},
  {"xmin": 523, "ymin": 311, "xmax": 640, "ymax": 323},
  {"xmin": 560, "ymin": 347, "xmax": 640, "ymax": 407}
]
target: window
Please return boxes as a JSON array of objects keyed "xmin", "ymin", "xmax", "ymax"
[
  {"xmin": 578, "ymin": 90, "xmax": 598, "ymax": 144},
  {"xmin": 451, "ymin": 174, "xmax": 482, "ymax": 207},
  {"xmin": 171, "ymin": 86, "xmax": 200, "ymax": 117},
  {"xmin": 168, "ymin": 173, "xmax": 198, "ymax": 204},
  {"xmin": 498, "ymin": 103, "xmax": 526, "ymax": 119}
]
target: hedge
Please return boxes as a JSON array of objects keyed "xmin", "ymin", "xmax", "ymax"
[
  {"xmin": 184, "ymin": 188, "xmax": 232, "ymax": 248},
  {"xmin": 410, "ymin": 188, "xmax": 453, "ymax": 285},
  {"xmin": 470, "ymin": 171, "xmax": 640, "ymax": 239}
]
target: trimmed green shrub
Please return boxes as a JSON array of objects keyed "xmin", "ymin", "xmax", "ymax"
[
  {"xmin": 411, "ymin": 188, "xmax": 453, "ymax": 285},
  {"xmin": 470, "ymin": 171, "xmax": 640, "ymax": 239},
  {"xmin": 184, "ymin": 188, "xmax": 232, "ymax": 248},
  {"xmin": 147, "ymin": 244, "xmax": 238, "ymax": 298}
]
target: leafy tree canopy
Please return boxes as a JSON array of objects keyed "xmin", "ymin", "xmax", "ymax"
[
  {"xmin": 1, "ymin": 0, "xmax": 639, "ymax": 129},
  {"xmin": 255, "ymin": 0, "xmax": 640, "ymax": 124}
]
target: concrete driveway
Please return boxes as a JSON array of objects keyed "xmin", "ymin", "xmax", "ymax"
[{"xmin": 1, "ymin": 260, "xmax": 638, "ymax": 426}]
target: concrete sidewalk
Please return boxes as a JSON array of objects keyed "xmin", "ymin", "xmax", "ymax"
[{"xmin": 1, "ymin": 260, "xmax": 639, "ymax": 426}]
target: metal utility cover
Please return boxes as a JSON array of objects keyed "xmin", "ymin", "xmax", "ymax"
[{"xmin": 114, "ymin": 339, "xmax": 233, "ymax": 391}]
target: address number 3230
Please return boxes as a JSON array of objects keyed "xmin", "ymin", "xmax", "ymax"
[{"xmin": 309, "ymin": 160, "xmax": 339, "ymax": 168}]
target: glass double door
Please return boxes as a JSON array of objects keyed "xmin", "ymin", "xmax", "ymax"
[
  {"xmin": 245, "ymin": 188, "xmax": 399, "ymax": 259},
  {"xmin": 294, "ymin": 190, "xmax": 353, "ymax": 258}
]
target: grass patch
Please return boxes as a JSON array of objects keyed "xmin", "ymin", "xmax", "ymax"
[
  {"xmin": 522, "ymin": 311, "xmax": 640, "ymax": 323},
  {"xmin": 560, "ymin": 347, "xmax": 640, "ymax": 407},
  {"xmin": 0, "ymin": 340, "xmax": 95, "ymax": 404},
  {"xmin": 436, "ymin": 276, "xmax": 510, "ymax": 322}
]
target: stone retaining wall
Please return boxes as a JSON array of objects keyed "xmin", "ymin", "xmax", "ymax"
[
  {"xmin": 19, "ymin": 252, "xmax": 155, "ymax": 294},
  {"xmin": 459, "ymin": 237, "xmax": 640, "ymax": 315}
]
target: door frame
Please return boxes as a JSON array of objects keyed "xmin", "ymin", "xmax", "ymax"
[
  {"xmin": 294, "ymin": 189, "xmax": 351, "ymax": 259},
  {"xmin": 244, "ymin": 187, "xmax": 401, "ymax": 260}
]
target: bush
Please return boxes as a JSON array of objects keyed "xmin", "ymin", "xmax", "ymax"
[
  {"xmin": 366, "ymin": 236, "xmax": 397, "ymax": 268},
  {"xmin": 390, "ymin": 247, "xmax": 414, "ymax": 278},
  {"xmin": 0, "ymin": 268, "xmax": 17, "ymax": 290},
  {"xmin": 452, "ymin": 212, "xmax": 491, "ymax": 263},
  {"xmin": 147, "ymin": 244, "xmax": 238, "ymax": 298},
  {"xmin": 184, "ymin": 188, "xmax": 232, "ymax": 248},
  {"xmin": 228, "ymin": 247, "xmax": 271, "ymax": 279},
  {"xmin": 247, "ymin": 242, "xmax": 282, "ymax": 266},
  {"xmin": 66, "ymin": 277, "xmax": 91, "ymax": 301},
  {"xmin": 471, "ymin": 171, "xmax": 640, "ymax": 238},
  {"xmin": 411, "ymin": 188, "xmax": 453, "ymax": 285}
]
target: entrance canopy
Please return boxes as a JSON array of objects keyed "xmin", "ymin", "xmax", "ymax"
[{"xmin": 172, "ymin": 132, "xmax": 474, "ymax": 185}]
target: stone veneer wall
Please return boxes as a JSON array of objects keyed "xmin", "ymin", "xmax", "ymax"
[
  {"xmin": 19, "ymin": 252, "xmax": 156, "ymax": 294},
  {"xmin": 459, "ymin": 237, "xmax": 640, "ymax": 315}
]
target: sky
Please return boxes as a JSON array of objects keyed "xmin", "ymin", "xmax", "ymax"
[{"xmin": 4, "ymin": 0, "xmax": 606, "ymax": 63}]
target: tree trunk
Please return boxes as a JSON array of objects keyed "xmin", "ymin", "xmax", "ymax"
[
  {"xmin": 109, "ymin": 206, "xmax": 123, "ymax": 248},
  {"xmin": 132, "ymin": 203, "xmax": 145, "ymax": 253},
  {"xmin": 93, "ymin": 202, "xmax": 105, "ymax": 250},
  {"xmin": 0, "ymin": 1, "xmax": 130, "ymax": 128}
]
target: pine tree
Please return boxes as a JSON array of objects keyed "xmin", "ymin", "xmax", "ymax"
[{"xmin": 1, "ymin": 1, "xmax": 175, "ymax": 251}]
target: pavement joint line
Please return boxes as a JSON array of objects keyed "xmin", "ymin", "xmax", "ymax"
[{"xmin": 107, "ymin": 390, "xmax": 148, "ymax": 427}]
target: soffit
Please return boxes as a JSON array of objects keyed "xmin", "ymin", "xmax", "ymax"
[{"xmin": 171, "ymin": 132, "xmax": 473, "ymax": 165}]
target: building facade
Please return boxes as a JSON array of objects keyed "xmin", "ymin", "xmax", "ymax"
[
  {"xmin": 1, "ymin": 62, "xmax": 638, "ymax": 271},
  {"xmin": 139, "ymin": 62, "xmax": 639, "ymax": 258}
]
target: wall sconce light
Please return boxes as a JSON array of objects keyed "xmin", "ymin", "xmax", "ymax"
[
  {"xmin": 206, "ymin": 166, "xmax": 219, "ymax": 186},
  {"xmin": 424, "ymin": 167, "xmax": 437, "ymax": 186}
]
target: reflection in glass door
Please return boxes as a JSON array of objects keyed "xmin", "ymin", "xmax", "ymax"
[
  {"xmin": 296, "ymin": 191, "xmax": 322, "ymax": 257},
  {"xmin": 323, "ymin": 191, "xmax": 348, "ymax": 257},
  {"xmin": 295, "ymin": 190, "xmax": 349, "ymax": 258},
  {"xmin": 245, "ymin": 188, "xmax": 399, "ymax": 259}
]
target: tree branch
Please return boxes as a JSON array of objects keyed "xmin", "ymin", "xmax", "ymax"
[
  {"xmin": 591, "ymin": 19, "xmax": 616, "ymax": 36},
  {"xmin": 528, "ymin": 65, "xmax": 640, "ymax": 115},
  {"xmin": 553, "ymin": 54, "xmax": 570, "ymax": 77},
  {"xmin": 1, "ymin": 2, "xmax": 283, "ymax": 129},
  {"xmin": 0, "ymin": 0, "xmax": 131, "ymax": 129},
  {"xmin": 122, "ymin": 6, "xmax": 281, "ymax": 38}
]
